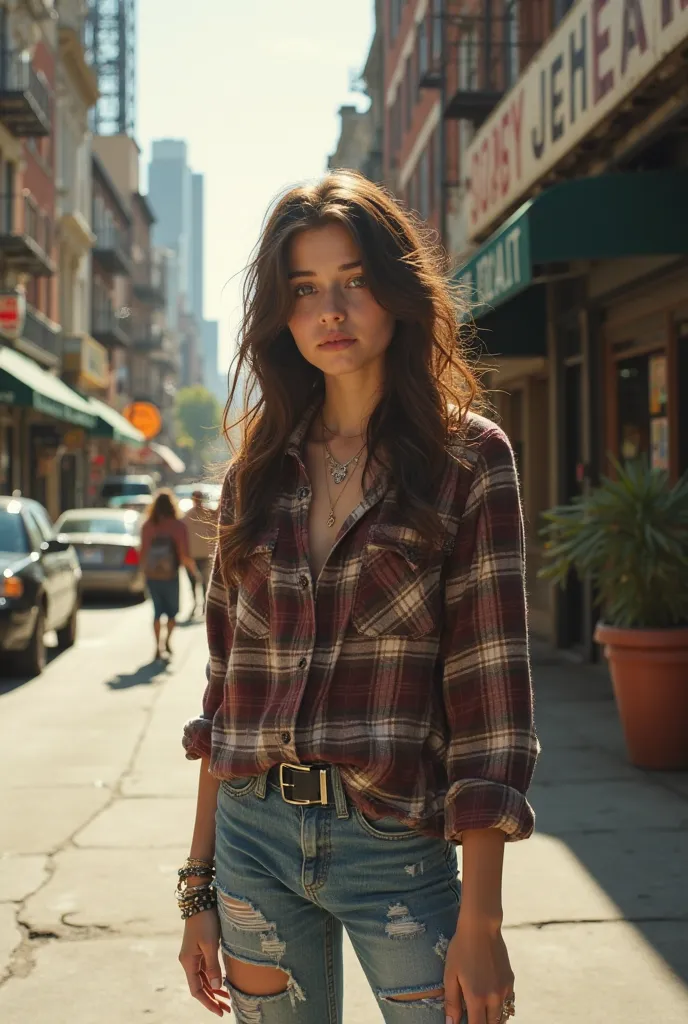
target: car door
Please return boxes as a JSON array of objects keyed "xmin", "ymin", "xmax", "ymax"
[{"xmin": 24, "ymin": 506, "xmax": 69, "ymax": 629}]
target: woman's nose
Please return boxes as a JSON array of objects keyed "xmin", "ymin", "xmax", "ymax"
[{"xmin": 319, "ymin": 286, "xmax": 346, "ymax": 323}]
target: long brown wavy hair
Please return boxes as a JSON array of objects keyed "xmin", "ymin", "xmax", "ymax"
[
  {"xmin": 146, "ymin": 489, "xmax": 179, "ymax": 525},
  {"xmin": 221, "ymin": 171, "xmax": 480, "ymax": 581}
]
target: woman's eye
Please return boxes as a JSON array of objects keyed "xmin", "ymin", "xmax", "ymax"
[
  {"xmin": 294, "ymin": 283, "xmax": 315, "ymax": 298},
  {"xmin": 348, "ymin": 275, "xmax": 367, "ymax": 289}
]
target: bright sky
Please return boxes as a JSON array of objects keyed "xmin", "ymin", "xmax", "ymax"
[{"xmin": 136, "ymin": 0, "xmax": 374, "ymax": 377}]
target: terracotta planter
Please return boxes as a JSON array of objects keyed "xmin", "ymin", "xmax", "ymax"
[{"xmin": 594, "ymin": 623, "xmax": 688, "ymax": 770}]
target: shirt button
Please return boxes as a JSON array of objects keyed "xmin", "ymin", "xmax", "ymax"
[
  {"xmin": 297, "ymin": 487, "xmax": 310, "ymax": 500},
  {"xmin": 298, "ymin": 574, "xmax": 309, "ymax": 589},
  {"xmin": 298, "ymin": 657, "xmax": 307, "ymax": 669},
  {"xmin": 281, "ymin": 731, "xmax": 291, "ymax": 744}
]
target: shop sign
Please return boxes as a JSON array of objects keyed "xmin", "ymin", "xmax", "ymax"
[
  {"xmin": 455, "ymin": 215, "xmax": 531, "ymax": 314},
  {"xmin": 0, "ymin": 291, "xmax": 26, "ymax": 340},
  {"xmin": 122, "ymin": 401, "xmax": 162, "ymax": 440},
  {"xmin": 83, "ymin": 336, "xmax": 109, "ymax": 389},
  {"xmin": 465, "ymin": 0, "xmax": 688, "ymax": 241}
]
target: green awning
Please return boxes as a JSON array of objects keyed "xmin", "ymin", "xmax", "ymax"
[
  {"xmin": 88, "ymin": 396, "xmax": 145, "ymax": 447},
  {"xmin": 0, "ymin": 345, "xmax": 97, "ymax": 429},
  {"xmin": 455, "ymin": 171, "xmax": 688, "ymax": 320}
]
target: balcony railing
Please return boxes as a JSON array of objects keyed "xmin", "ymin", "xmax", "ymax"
[
  {"xmin": 92, "ymin": 304, "xmax": 131, "ymax": 348},
  {"xmin": 0, "ymin": 50, "xmax": 51, "ymax": 136},
  {"xmin": 131, "ymin": 318, "xmax": 165, "ymax": 351},
  {"xmin": 92, "ymin": 222, "xmax": 132, "ymax": 277},
  {"xmin": 22, "ymin": 304, "xmax": 61, "ymax": 360},
  {"xmin": 132, "ymin": 255, "xmax": 166, "ymax": 308},
  {"xmin": 0, "ymin": 192, "xmax": 55, "ymax": 275},
  {"xmin": 419, "ymin": 7, "xmax": 545, "ymax": 126}
]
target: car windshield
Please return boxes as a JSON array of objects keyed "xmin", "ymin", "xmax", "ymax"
[
  {"xmin": 58, "ymin": 514, "xmax": 140, "ymax": 536},
  {"xmin": 0, "ymin": 509, "xmax": 29, "ymax": 554},
  {"xmin": 101, "ymin": 482, "xmax": 150, "ymax": 498}
]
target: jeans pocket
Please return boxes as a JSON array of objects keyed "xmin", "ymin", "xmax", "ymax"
[
  {"xmin": 353, "ymin": 807, "xmax": 422, "ymax": 840},
  {"xmin": 220, "ymin": 777, "xmax": 258, "ymax": 799}
]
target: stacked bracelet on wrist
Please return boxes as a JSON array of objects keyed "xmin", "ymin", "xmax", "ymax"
[{"xmin": 176, "ymin": 858, "xmax": 217, "ymax": 920}]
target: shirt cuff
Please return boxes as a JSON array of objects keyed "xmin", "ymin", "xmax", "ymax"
[
  {"xmin": 182, "ymin": 716, "xmax": 213, "ymax": 760},
  {"xmin": 444, "ymin": 778, "xmax": 535, "ymax": 843}
]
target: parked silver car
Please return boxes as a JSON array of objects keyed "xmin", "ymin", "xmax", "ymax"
[{"xmin": 55, "ymin": 509, "xmax": 145, "ymax": 598}]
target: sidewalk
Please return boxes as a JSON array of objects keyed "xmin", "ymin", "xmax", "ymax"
[{"xmin": 0, "ymin": 621, "xmax": 686, "ymax": 1022}]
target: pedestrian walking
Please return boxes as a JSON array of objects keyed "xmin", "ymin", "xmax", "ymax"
[
  {"xmin": 178, "ymin": 171, "xmax": 539, "ymax": 1024},
  {"xmin": 140, "ymin": 489, "xmax": 196, "ymax": 660},
  {"xmin": 183, "ymin": 489, "xmax": 216, "ymax": 617}
]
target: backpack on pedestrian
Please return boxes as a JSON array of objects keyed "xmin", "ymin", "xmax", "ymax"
[{"xmin": 144, "ymin": 533, "xmax": 180, "ymax": 581}]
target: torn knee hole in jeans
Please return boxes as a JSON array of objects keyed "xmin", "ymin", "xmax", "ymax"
[
  {"xmin": 216, "ymin": 890, "xmax": 287, "ymax": 962},
  {"xmin": 381, "ymin": 985, "xmax": 445, "ymax": 1006},
  {"xmin": 217, "ymin": 890, "xmax": 306, "ymax": 1012}
]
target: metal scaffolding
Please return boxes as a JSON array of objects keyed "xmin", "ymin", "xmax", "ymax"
[{"xmin": 85, "ymin": 0, "xmax": 136, "ymax": 136}]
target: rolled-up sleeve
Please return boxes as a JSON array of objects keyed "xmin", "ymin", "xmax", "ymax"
[
  {"xmin": 182, "ymin": 470, "xmax": 237, "ymax": 760},
  {"xmin": 442, "ymin": 424, "xmax": 539, "ymax": 842}
]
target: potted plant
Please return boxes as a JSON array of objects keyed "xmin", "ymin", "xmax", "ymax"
[{"xmin": 539, "ymin": 459, "xmax": 688, "ymax": 770}]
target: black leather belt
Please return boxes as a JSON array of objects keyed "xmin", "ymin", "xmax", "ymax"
[{"xmin": 268, "ymin": 763, "xmax": 334, "ymax": 806}]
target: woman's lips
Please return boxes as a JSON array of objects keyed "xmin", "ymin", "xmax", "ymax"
[{"xmin": 319, "ymin": 338, "xmax": 356, "ymax": 351}]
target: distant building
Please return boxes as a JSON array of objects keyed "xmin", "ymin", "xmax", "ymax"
[
  {"xmin": 190, "ymin": 173, "xmax": 204, "ymax": 325},
  {"xmin": 328, "ymin": 106, "xmax": 373, "ymax": 174},
  {"xmin": 148, "ymin": 139, "xmax": 193, "ymax": 318}
]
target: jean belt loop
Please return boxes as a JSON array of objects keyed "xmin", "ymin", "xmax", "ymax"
[
  {"xmin": 331, "ymin": 766, "xmax": 350, "ymax": 819},
  {"xmin": 254, "ymin": 770, "xmax": 269, "ymax": 800}
]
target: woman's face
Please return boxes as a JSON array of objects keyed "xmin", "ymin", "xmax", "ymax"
[{"xmin": 286, "ymin": 222, "xmax": 396, "ymax": 379}]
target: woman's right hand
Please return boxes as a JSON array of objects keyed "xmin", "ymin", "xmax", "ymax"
[{"xmin": 179, "ymin": 909, "xmax": 232, "ymax": 1017}]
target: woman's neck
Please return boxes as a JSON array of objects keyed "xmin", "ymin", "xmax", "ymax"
[{"xmin": 320, "ymin": 370, "xmax": 383, "ymax": 438}]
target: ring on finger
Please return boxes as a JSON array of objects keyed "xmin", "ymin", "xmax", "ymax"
[{"xmin": 496, "ymin": 994, "xmax": 516, "ymax": 1023}]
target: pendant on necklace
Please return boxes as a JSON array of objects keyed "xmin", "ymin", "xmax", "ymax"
[
  {"xmin": 327, "ymin": 508, "xmax": 336, "ymax": 528},
  {"xmin": 328, "ymin": 454, "xmax": 359, "ymax": 485}
]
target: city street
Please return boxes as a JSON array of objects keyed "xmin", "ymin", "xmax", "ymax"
[{"xmin": 0, "ymin": 589, "xmax": 687, "ymax": 1023}]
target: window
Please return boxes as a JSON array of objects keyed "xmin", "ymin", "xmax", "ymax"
[
  {"xmin": 419, "ymin": 148, "xmax": 430, "ymax": 220},
  {"xmin": 431, "ymin": 0, "xmax": 443, "ymax": 63},
  {"xmin": 404, "ymin": 56, "xmax": 413, "ymax": 131},
  {"xmin": 553, "ymin": 0, "xmax": 575, "ymax": 27},
  {"xmin": 390, "ymin": 0, "xmax": 402, "ymax": 39},
  {"xmin": 504, "ymin": 1, "xmax": 520, "ymax": 88},
  {"xmin": 417, "ymin": 18, "xmax": 428, "ymax": 80}
]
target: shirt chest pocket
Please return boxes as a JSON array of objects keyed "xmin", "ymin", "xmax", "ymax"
[
  {"xmin": 236, "ymin": 531, "xmax": 277, "ymax": 639},
  {"xmin": 351, "ymin": 527, "xmax": 442, "ymax": 639}
]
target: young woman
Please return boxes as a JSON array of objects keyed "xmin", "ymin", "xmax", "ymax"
[
  {"xmin": 179, "ymin": 172, "xmax": 538, "ymax": 1024},
  {"xmin": 140, "ymin": 489, "xmax": 194, "ymax": 659}
]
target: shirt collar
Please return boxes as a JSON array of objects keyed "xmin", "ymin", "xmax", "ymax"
[{"xmin": 285, "ymin": 399, "xmax": 321, "ymax": 458}]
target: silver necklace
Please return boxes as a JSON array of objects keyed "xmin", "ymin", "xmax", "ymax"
[{"xmin": 321, "ymin": 416, "xmax": 365, "ymax": 484}]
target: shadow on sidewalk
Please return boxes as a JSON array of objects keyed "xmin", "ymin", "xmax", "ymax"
[
  {"xmin": 530, "ymin": 643, "xmax": 688, "ymax": 986},
  {"xmin": 106, "ymin": 659, "xmax": 171, "ymax": 689}
]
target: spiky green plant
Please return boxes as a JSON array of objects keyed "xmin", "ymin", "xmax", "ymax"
[{"xmin": 539, "ymin": 459, "xmax": 688, "ymax": 629}]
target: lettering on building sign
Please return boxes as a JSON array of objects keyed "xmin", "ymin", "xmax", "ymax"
[
  {"xmin": 475, "ymin": 227, "xmax": 524, "ymax": 306},
  {"xmin": 466, "ymin": 0, "xmax": 688, "ymax": 240}
]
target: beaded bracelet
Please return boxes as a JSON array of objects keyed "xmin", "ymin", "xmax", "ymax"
[{"xmin": 177, "ymin": 881, "xmax": 217, "ymax": 920}]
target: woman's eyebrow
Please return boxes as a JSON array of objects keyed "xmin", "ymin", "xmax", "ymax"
[{"xmin": 288, "ymin": 260, "xmax": 362, "ymax": 280}]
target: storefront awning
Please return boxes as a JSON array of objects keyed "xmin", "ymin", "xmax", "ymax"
[
  {"xmin": 149, "ymin": 442, "xmax": 185, "ymax": 474},
  {"xmin": 88, "ymin": 396, "xmax": 146, "ymax": 447},
  {"xmin": 0, "ymin": 345, "xmax": 97, "ymax": 429},
  {"xmin": 456, "ymin": 171, "xmax": 688, "ymax": 326}
]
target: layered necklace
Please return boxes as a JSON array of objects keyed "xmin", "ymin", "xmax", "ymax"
[{"xmin": 321, "ymin": 415, "xmax": 366, "ymax": 528}]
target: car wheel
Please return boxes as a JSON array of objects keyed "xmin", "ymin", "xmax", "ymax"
[
  {"xmin": 56, "ymin": 601, "xmax": 78, "ymax": 650},
  {"xmin": 15, "ymin": 605, "xmax": 46, "ymax": 677}
]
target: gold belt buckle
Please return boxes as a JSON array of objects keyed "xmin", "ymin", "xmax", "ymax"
[{"xmin": 279, "ymin": 763, "xmax": 328, "ymax": 806}]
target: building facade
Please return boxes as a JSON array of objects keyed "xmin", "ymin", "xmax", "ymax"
[{"xmin": 451, "ymin": 0, "xmax": 688, "ymax": 655}]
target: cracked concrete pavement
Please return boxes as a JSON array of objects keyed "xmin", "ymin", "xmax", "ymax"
[{"xmin": 0, "ymin": 596, "xmax": 687, "ymax": 1022}]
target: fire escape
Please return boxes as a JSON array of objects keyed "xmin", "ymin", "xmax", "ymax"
[
  {"xmin": 84, "ymin": 0, "xmax": 136, "ymax": 135},
  {"xmin": 420, "ymin": 1, "xmax": 545, "ymax": 128}
]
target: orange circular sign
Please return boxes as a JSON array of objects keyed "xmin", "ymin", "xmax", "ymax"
[{"xmin": 122, "ymin": 401, "xmax": 162, "ymax": 440}]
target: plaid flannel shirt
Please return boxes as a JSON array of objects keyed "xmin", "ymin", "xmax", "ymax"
[{"xmin": 183, "ymin": 410, "xmax": 539, "ymax": 842}]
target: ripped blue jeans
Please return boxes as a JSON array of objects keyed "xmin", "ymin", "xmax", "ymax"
[{"xmin": 214, "ymin": 768, "xmax": 466, "ymax": 1023}]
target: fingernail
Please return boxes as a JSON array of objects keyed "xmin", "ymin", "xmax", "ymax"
[
  {"xmin": 446, "ymin": 1017, "xmax": 453, "ymax": 1024},
  {"xmin": 211, "ymin": 978, "xmax": 222, "ymax": 990}
]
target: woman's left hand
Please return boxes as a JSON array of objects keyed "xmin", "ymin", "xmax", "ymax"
[{"xmin": 444, "ymin": 915, "xmax": 515, "ymax": 1024}]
